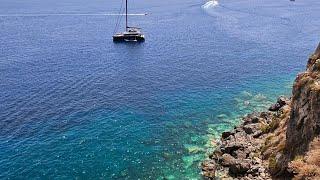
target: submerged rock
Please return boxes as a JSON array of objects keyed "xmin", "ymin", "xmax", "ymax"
[{"xmin": 184, "ymin": 144, "xmax": 204, "ymax": 154}]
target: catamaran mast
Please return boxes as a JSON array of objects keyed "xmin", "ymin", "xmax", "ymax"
[{"xmin": 126, "ymin": 0, "xmax": 128, "ymax": 31}]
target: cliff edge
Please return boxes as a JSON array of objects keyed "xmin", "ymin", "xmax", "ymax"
[{"xmin": 201, "ymin": 43, "xmax": 320, "ymax": 180}]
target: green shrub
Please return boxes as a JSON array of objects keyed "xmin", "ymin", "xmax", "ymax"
[{"xmin": 269, "ymin": 154, "xmax": 277, "ymax": 170}]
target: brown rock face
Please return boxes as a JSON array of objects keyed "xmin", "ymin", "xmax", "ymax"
[{"xmin": 277, "ymin": 43, "xmax": 320, "ymax": 176}]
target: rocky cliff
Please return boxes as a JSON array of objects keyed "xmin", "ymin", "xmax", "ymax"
[
  {"xmin": 276, "ymin": 43, "xmax": 320, "ymax": 178},
  {"xmin": 201, "ymin": 43, "xmax": 320, "ymax": 180}
]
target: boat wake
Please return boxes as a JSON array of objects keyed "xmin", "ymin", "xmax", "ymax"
[
  {"xmin": 202, "ymin": 0, "xmax": 219, "ymax": 12},
  {"xmin": 0, "ymin": 13, "xmax": 147, "ymax": 17}
]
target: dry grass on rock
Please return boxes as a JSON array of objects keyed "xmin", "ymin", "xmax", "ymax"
[{"xmin": 289, "ymin": 138, "xmax": 320, "ymax": 180}]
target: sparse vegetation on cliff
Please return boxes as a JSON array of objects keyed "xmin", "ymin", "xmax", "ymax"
[{"xmin": 289, "ymin": 138, "xmax": 320, "ymax": 179}]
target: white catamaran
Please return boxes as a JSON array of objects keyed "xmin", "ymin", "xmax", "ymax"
[{"xmin": 113, "ymin": 0, "xmax": 145, "ymax": 42}]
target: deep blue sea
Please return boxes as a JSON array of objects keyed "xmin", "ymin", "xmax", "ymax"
[{"xmin": 0, "ymin": 0, "xmax": 319, "ymax": 179}]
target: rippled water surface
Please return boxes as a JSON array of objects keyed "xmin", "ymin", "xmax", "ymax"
[{"xmin": 1, "ymin": 0, "xmax": 320, "ymax": 179}]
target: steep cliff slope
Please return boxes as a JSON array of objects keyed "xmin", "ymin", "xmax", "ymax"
[
  {"xmin": 285, "ymin": 43, "xmax": 320, "ymax": 159},
  {"xmin": 201, "ymin": 43, "xmax": 320, "ymax": 179},
  {"xmin": 276, "ymin": 43, "xmax": 320, "ymax": 178}
]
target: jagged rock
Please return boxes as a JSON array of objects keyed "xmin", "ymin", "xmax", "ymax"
[
  {"xmin": 268, "ymin": 103, "xmax": 282, "ymax": 111},
  {"xmin": 222, "ymin": 131, "xmax": 234, "ymax": 139},
  {"xmin": 251, "ymin": 116, "xmax": 260, "ymax": 123},
  {"xmin": 234, "ymin": 126, "xmax": 243, "ymax": 133},
  {"xmin": 234, "ymin": 149, "xmax": 247, "ymax": 159},
  {"xmin": 254, "ymin": 157, "xmax": 262, "ymax": 164},
  {"xmin": 269, "ymin": 96, "xmax": 289, "ymax": 112},
  {"xmin": 234, "ymin": 131, "xmax": 247, "ymax": 140},
  {"xmin": 260, "ymin": 112, "xmax": 273, "ymax": 123},
  {"xmin": 260, "ymin": 112, "xmax": 269, "ymax": 118},
  {"xmin": 248, "ymin": 165, "xmax": 260, "ymax": 175},
  {"xmin": 209, "ymin": 149, "xmax": 223, "ymax": 161},
  {"xmin": 277, "ymin": 96, "xmax": 288, "ymax": 106},
  {"xmin": 201, "ymin": 160, "xmax": 216, "ymax": 179},
  {"xmin": 221, "ymin": 153, "xmax": 236, "ymax": 166},
  {"xmin": 229, "ymin": 159, "xmax": 251, "ymax": 175},
  {"xmin": 248, "ymin": 174, "xmax": 254, "ymax": 179},
  {"xmin": 244, "ymin": 116, "xmax": 260, "ymax": 125},
  {"xmin": 243, "ymin": 126, "xmax": 254, "ymax": 134},
  {"xmin": 243, "ymin": 124, "xmax": 259, "ymax": 134},
  {"xmin": 221, "ymin": 143, "xmax": 242, "ymax": 154},
  {"xmin": 258, "ymin": 167, "xmax": 266, "ymax": 173},
  {"xmin": 253, "ymin": 130, "xmax": 263, "ymax": 138}
]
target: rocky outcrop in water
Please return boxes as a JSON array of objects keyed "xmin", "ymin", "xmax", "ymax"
[{"xmin": 201, "ymin": 43, "xmax": 320, "ymax": 179}]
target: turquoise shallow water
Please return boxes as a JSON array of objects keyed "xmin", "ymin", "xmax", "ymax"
[{"xmin": 0, "ymin": 0, "xmax": 320, "ymax": 179}]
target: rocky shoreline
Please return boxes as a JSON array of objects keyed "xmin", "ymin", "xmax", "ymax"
[
  {"xmin": 201, "ymin": 43, "xmax": 320, "ymax": 180},
  {"xmin": 201, "ymin": 97, "xmax": 290, "ymax": 179}
]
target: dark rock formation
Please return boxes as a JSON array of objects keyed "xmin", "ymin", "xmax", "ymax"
[
  {"xmin": 268, "ymin": 96, "xmax": 290, "ymax": 112},
  {"xmin": 222, "ymin": 131, "xmax": 234, "ymax": 139}
]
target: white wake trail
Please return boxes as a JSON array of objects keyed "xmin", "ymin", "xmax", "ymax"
[
  {"xmin": 0, "ymin": 13, "xmax": 148, "ymax": 17},
  {"xmin": 202, "ymin": 0, "xmax": 219, "ymax": 12}
]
